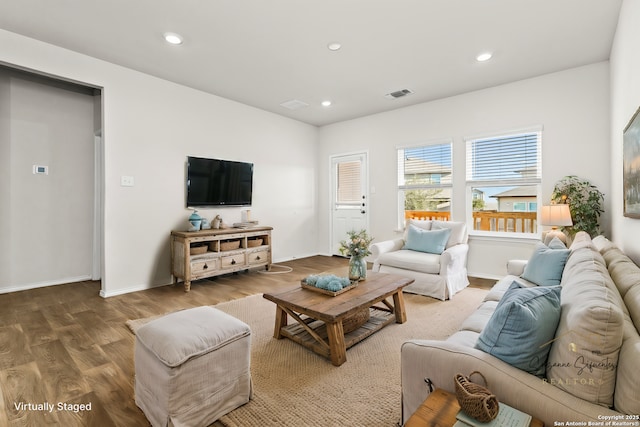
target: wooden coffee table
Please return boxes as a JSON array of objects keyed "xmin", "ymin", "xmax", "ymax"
[{"xmin": 263, "ymin": 272, "xmax": 414, "ymax": 366}]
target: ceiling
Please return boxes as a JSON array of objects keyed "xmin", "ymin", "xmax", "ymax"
[{"xmin": 0, "ymin": 0, "xmax": 623, "ymax": 127}]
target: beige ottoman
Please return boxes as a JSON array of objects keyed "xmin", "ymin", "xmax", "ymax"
[{"xmin": 134, "ymin": 306, "xmax": 252, "ymax": 427}]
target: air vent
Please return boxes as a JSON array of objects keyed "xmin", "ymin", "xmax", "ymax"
[
  {"xmin": 280, "ymin": 99, "xmax": 309, "ymax": 110},
  {"xmin": 384, "ymin": 89, "xmax": 414, "ymax": 99}
]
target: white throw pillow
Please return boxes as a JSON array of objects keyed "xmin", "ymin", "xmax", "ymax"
[{"xmin": 432, "ymin": 220, "xmax": 467, "ymax": 248}]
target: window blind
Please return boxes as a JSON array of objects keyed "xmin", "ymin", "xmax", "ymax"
[
  {"xmin": 466, "ymin": 132, "xmax": 541, "ymax": 185},
  {"xmin": 398, "ymin": 142, "xmax": 452, "ymax": 189},
  {"xmin": 337, "ymin": 160, "xmax": 361, "ymax": 205}
]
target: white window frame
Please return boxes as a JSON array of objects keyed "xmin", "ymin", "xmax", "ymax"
[
  {"xmin": 397, "ymin": 139, "xmax": 453, "ymax": 229},
  {"xmin": 465, "ymin": 127, "xmax": 542, "ymax": 238}
]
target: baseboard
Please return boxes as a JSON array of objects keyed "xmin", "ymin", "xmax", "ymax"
[
  {"xmin": 0, "ymin": 275, "xmax": 92, "ymax": 295},
  {"xmin": 467, "ymin": 271, "xmax": 502, "ymax": 281},
  {"xmin": 99, "ymin": 253, "xmax": 339, "ymax": 298},
  {"xmin": 100, "ymin": 281, "xmax": 168, "ymax": 298},
  {"xmin": 273, "ymin": 252, "xmax": 326, "ymax": 263}
]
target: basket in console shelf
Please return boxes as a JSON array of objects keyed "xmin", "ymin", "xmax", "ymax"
[
  {"xmin": 220, "ymin": 240, "xmax": 241, "ymax": 251},
  {"xmin": 247, "ymin": 238, "xmax": 263, "ymax": 248},
  {"xmin": 190, "ymin": 246, "xmax": 208, "ymax": 255}
]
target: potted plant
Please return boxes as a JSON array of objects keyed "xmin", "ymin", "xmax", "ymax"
[{"xmin": 551, "ymin": 175, "xmax": 604, "ymax": 237}]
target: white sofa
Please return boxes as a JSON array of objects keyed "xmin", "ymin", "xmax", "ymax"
[
  {"xmin": 370, "ymin": 219, "xmax": 469, "ymax": 300},
  {"xmin": 400, "ymin": 232, "xmax": 640, "ymax": 426}
]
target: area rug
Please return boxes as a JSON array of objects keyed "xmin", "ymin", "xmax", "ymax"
[{"xmin": 127, "ymin": 287, "xmax": 489, "ymax": 427}]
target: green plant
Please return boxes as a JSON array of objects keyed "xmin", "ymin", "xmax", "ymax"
[
  {"xmin": 551, "ymin": 175, "xmax": 604, "ymax": 237},
  {"xmin": 339, "ymin": 229, "xmax": 374, "ymax": 258}
]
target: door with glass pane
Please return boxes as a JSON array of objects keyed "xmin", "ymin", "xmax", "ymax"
[{"xmin": 331, "ymin": 153, "xmax": 369, "ymax": 256}]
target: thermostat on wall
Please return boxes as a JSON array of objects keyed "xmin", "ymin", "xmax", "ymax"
[{"xmin": 33, "ymin": 165, "xmax": 49, "ymax": 175}]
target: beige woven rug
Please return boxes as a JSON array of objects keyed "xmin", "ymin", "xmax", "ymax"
[{"xmin": 127, "ymin": 288, "xmax": 489, "ymax": 427}]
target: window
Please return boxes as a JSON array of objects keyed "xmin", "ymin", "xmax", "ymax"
[
  {"xmin": 397, "ymin": 141, "xmax": 452, "ymax": 226},
  {"xmin": 513, "ymin": 202, "xmax": 527, "ymax": 212},
  {"xmin": 466, "ymin": 129, "xmax": 541, "ymax": 234},
  {"xmin": 336, "ymin": 160, "xmax": 362, "ymax": 207}
]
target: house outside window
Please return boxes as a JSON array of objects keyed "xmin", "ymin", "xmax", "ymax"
[
  {"xmin": 397, "ymin": 140, "xmax": 452, "ymax": 226},
  {"xmin": 465, "ymin": 128, "xmax": 542, "ymax": 235}
]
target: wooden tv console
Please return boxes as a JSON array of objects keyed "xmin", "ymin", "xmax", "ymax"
[{"xmin": 170, "ymin": 226, "xmax": 272, "ymax": 292}]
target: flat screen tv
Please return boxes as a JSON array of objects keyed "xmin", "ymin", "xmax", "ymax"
[{"xmin": 186, "ymin": 156, "xmax": 253, "ymax": 207}]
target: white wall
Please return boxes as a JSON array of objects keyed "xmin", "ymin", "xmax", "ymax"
[
  {"xmin": 610, "ymin": 0, "xmax": 640, "ymax": 264},
  {"xmin": 0, "ymin": 29, "xmax": 319, "ymax": 297},
  {"xmin": 0, "ymin": 24, "xmax": 620, "ymax": 293},
  {"xmin": 0, "ymin": 70, "xmax": 95, "ymax": 292},
  {"xmin": 318, "ymin": 63, "xmax": 611, "ymax": 278}
]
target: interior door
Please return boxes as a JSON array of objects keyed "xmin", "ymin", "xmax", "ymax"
[{"xmin": 331, "ymin": 152, "xmax": 369, "ymax": 255}]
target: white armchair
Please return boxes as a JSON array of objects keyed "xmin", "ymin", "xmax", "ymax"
[{"xmin": 370, "ymin": 219, "xmax": 469, "ymax": 300}]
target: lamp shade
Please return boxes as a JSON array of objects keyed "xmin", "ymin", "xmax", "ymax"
[{"xmin": 540, "ymin": 204, "xmax": 573, "ymax": 226}]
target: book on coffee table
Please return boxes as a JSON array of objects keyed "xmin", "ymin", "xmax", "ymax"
[{"xmin": 455, "ymin": 402, "xmax": 532, "ymax": 427}]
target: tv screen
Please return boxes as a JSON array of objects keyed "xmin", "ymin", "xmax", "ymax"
[{"xmin": 186, "ymin": 156, "xmax": 253, "ymax": 207}]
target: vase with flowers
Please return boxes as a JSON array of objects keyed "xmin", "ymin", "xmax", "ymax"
[{"xmin": 339, "ymin": 229, "xmax": 374, "ymax": 281}]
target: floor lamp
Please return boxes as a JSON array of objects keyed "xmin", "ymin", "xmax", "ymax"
[{"xmin": 541, "ymin": 205, "xmax": 573, "ymax": 245}]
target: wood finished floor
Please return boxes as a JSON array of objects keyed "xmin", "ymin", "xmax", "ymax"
[{"xmin": 0, "ymin": 256, "xmax": 495, "ymax": 427}]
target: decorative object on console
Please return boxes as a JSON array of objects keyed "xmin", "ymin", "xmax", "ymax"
[
  {"xmin": 212, "ymin": 215, "xmax": 221, "ymax": 229},
  {"xmin": 540, "ymin": 204, "xmax": 572, "ymax": 245},
  {"xmin": 233, "ymin": 221, "xmax": 259, "ymax": 228},
  {"xmin": 200, "ymin": 217, "xmax": 211, "ymax": 230},
  {"xmin": 188, "ymin": 209, "xmax": 202, "ymax": 231},
  {"xmin": 339, "ymin": 229, "xmax": 373, "ymax": 281},
  {"xmin": 551, "ymin": 175, "xmax": 604, "ymax": 237}
]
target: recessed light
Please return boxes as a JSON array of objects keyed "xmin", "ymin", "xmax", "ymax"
[
  {"xmin": 164, "ymin": 32, "xmax": 183, "ymax": 45},
  {"xmin": 321, "ymin": 100, "xmax": 332, "ymax": 107},
  {"xmin": 476, "ymin": 52, "xmax": 493, "ymax": 62},
  {"xmin": 327, "ymin": 42, "xmax": 342, "ymax": 51}
]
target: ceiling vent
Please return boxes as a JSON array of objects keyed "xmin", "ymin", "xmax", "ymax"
[
  {"xmin": 280, "ymin": 99, "xmax": 309, "ymax": 110},
  {"xmin": 385, "ymin": 89, "xmax": 414, "ymax": 100}
]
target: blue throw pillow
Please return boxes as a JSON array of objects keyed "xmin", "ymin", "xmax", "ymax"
[
  {"xmin": 521, "ymin": 242, "xmax": 570, "ymax": 286},
  {"xmin": 475, "ymin": 282, "xmax": 562, "ymax": 376},
  {"xmin": 403, "ymin": 224, "xmax": 451, "ymax": 255}
]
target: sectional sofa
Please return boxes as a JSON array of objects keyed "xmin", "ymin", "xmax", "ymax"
[{"xmin": 400, "ymin": 232, "xmax": 640, "ymax": 426}]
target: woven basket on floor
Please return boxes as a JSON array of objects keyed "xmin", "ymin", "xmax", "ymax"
[
  {"xmin": 342, "ymin": 308, "xmax": 370, "ymax": 334},
  {"xmin": 454, "ymin": 371, "xmax": 499, "ymax": 422}
]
